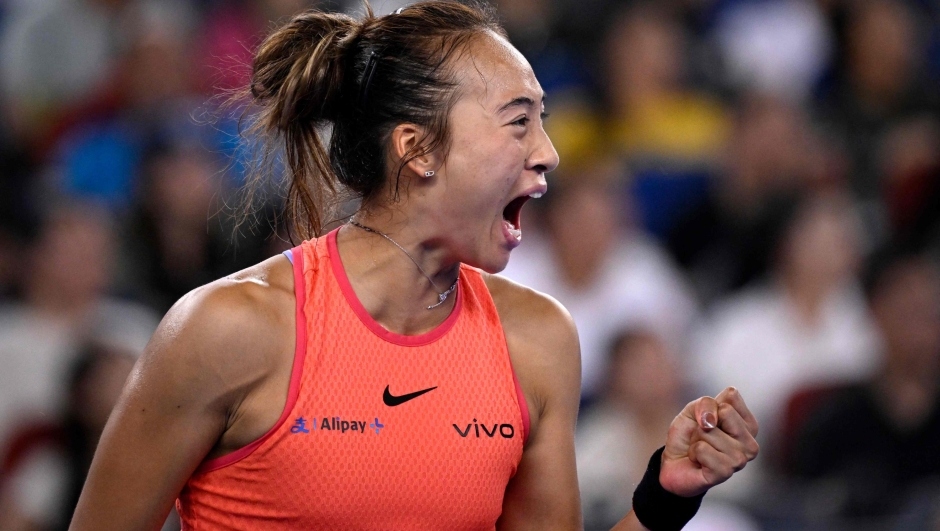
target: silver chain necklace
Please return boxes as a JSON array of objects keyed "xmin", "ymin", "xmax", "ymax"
[{"xmin": 348, "ymin": 221, "xmax": 458, "ymax": 310}]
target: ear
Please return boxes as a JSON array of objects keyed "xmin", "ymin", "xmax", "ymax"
[{"xmin": 389, "ymin": 123, "xmax": 443, "ymax": 178}]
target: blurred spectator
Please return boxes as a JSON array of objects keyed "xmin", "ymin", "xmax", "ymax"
[
  {"xmin": 0, "ymin": 342, "xmax": 137, "ymax": 531},
  {"xmin": 50, "ymin": 0, "xmax": 206, "ymax": 210},
  {"xmin": 577, "ymin": 329, "xmax": 685, "ymax": 528},
  {"xmin": 818, "ymin": 0, "xmax": 939, "ymax": 208},
  {"xmin": 789, "ymin": 254, "xmax": 940, "ymax": 521},
  {"xmin": 196, "ymin": 0, "xmax": 314, "ymax": 95},
  {"xmin": 879, "ymin": 116, "xmax": 940, "ymax": 255},
  {"xmin": 122, "ymin": 144, "xmax": 273, "ymax": 312},
  {"xmin": 602, "ymin": 3, "xmax": 731, "ymax": 237},
  {"xmin": 667, "ymin": 95, "xmax": 830, "ymax": 305},
  {"xmin": 493, "ymin": 0, "xmax": 596, "ymax": 100},
  {"xmin": 714, "ymin": 0, "xmax": 833, "ymax": 102},
  {"xmin": 604, "ymin": 3, "xmax": 729, "ymax": 163},
  {"xmin": 196, "ymin": 0, "xmax": 319, "ymax": 188},
  {"xmin": 691, "ymin": 190, "xmax": 880, "ymax": 500},
  {"xmin": 501, "ymin": 165, "xmax": 697, "ymax": 400},
  {"xmin": 0, "ymin": 203, "xmax": 158, "ymax": 455},
  {"xmin": 495, "ymin": 0, "xmax": 552, "ymax": 58},
  {"xmin": 0, "ymin": 126, "xmax": 40, "ymax": 299},
  {"xmin": 0, "ymin": 0, "xmax": 127, "ymax": 143},
  {"xmin": 194, "ymin": 2, "xmax": 259, "ymax": 97},
  {"xmin": 541, "ymin": 96, "xmax": 606, "ymax": 173}
]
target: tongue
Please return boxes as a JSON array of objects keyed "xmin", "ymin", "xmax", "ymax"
[{"xmin": 503, "ymin": 220, "xmax": 521, "ymax": 241}]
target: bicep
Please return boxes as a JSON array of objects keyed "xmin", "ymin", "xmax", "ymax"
[
  {"xmin": 70, "ymin": 301, "xmax": 239, "ymax": 531},
  {"xmin": 497, "ymin": 395, "xmax": 582, "ymax": 530},
  {"xmin": 497, "ymin": 299, "xmax": 583, "ymax": 530}
]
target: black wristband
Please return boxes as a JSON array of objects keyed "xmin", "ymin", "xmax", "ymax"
[{"xmin": 632, "ymin": 446, "xmax": 705, "ymax": 531}]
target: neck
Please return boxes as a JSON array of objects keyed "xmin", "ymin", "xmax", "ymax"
[{"xmin": 335, "ymin": 212, "xmax": 460, "ymax": 335}]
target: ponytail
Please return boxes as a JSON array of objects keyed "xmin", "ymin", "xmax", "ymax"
[{"xmin": 248, "ymin": 11, "xmax": 360, "ymax": 239}]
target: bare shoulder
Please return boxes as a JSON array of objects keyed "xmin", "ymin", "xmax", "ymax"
[
  {"xmin": 481, "ymin": 272, "xmax": 578, "ymax": 349},
  {"xmin": 67, "ymin": 255, "xmax": 298, "ymax": 529},
  {"xmin": 137, "ymin": 254, "xmax": 296, "ymax": 418},
  {"xmin": 480, "ymin": 272, "xmax": 580, "ymax": 425}
]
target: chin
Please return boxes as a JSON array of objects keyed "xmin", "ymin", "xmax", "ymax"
[
  {"xmin": 465, "ymin": 249, "xmax": 512, "ymax": 274},
  {"xmin": 476, "ymin": 262, "xmax": 508, "ymax": 275}
]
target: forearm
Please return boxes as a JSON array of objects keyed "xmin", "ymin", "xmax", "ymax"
[{"xmin": 611, "ymin": 510, "xmax": 648, "ymax": 531}]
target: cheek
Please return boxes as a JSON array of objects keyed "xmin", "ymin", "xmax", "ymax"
[{"xmin": 446, "ymin": 139, "xmax": 523, "ymax": 206}]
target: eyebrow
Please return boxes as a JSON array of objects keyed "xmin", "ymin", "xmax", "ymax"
[{"xmin": 497, "ymin": 94, "xmax": 546, "ymax": 114}]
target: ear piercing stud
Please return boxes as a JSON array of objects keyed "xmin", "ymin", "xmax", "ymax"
[{"xmin": 425, "ymin": 171, "xmax": 435, "ymax": 177}]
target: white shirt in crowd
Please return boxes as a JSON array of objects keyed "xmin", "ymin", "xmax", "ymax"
[
  {"xmin": 501, "ymin": 231, "xmax": 698, "ymax": 397},
  {"xmin": 691, "ymin": 281, "xmax": 880, "ymax": 499}
]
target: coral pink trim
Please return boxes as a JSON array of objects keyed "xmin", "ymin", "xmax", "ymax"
[
  {"xmin": 194, "ymin": 246, "xmax": 308, "ymax": 474},
  {"xmin": 327, "ymin": 228, "xmax": 462, "ymax": 347},
  {"xmin": 511, "ymin": 367, "xmax": 530, "ymax": 445}
]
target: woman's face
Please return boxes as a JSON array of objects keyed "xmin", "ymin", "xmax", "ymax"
[{"xmin": 425, "ymin": 32, "xmax": 559, "ymax": 273}]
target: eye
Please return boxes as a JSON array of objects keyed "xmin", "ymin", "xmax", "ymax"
[
  {"xmin": 511, "ymin": 115, "xmax": 530, "ymax": 127},
  {"xmin": 541, "ymin": 112, "xmax": 550, "ymax": 121}
]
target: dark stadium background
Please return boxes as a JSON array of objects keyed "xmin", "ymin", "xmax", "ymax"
[{"xmin": 0, "ymin": 0, "xmax": 938, "ymax": 529}]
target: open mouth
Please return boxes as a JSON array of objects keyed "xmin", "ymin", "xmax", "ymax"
[
  {"xmin": 503, "ymin": 195, "xmax": 530, "ymax": 234},
  {"xmin": 501, "ymin": 190, "xmax": 544, "ymax": 242}
]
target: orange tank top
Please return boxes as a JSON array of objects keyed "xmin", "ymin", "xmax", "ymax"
[{"xmin": 176, "ymin": 229, "xmax": 530, "ymax": 530}]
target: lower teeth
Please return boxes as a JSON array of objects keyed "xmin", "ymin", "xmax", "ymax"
[{"xmin": 504, "ymin": 220, "xmax": 521, "ymax": 241}]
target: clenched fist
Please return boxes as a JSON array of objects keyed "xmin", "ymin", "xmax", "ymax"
[{"xmin": 659, "ymin": 387, "xmax": 760, "ymax": 498}]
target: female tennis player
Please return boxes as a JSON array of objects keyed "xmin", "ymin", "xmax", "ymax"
[{"xmin": 69, "ymin": 2, "xmax": 758, "ymax": 529}]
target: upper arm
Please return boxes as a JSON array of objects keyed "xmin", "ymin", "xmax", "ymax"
[
  {"xmin": 70, "ymin": 277, "xmax": 291, "ymax": 531},
  {"xmin": 486, "ymin": 275, "xmax": 583, "ymax": 531}
]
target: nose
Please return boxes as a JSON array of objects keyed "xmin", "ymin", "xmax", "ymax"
[{"xmin": 526, "ymin": 126, "xmax": 560, "ymax": 174}]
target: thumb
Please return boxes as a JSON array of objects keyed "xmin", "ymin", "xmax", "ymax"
[{"xmin": 693, "ymin": 396, "xmax": 719, "ymax": 432}]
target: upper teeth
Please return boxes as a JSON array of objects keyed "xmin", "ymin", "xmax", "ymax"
[{"xmin": 529, "ymin": 192, "xmax": 543, "ymax": 199}]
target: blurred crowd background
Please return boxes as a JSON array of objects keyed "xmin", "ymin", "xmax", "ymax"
[{"xmin": 0, "ymin": 0, "xmax": 938, "ymax": 529}]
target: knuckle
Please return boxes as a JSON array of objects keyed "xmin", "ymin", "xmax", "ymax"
[
  {"xmin": 667, "ymin": 426, "xmax": 679, "ymax": 442},
  {"xmin": 733, "ymin": 451, "xmax": 748, "ymax": 471},
  {"xmin": 717, "ymin": 463, "xmax": 736, "ymax": 479},
  {"xmin": 667, "ymin": 423, "xmax": 687, "ymax": 444},
  {"xmin": 747, "ymin": 440, "xmax": 760, "ymax": 458}
]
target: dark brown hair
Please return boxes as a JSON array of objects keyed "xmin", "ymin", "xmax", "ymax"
[{"xmin": 243, "ymin": 1, "xmax": 505, "ymax": 240}]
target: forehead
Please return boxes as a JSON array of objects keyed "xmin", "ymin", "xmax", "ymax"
[{"xmin": 452, "ymin": 32, "xmax": 542, "ymax": 110}]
